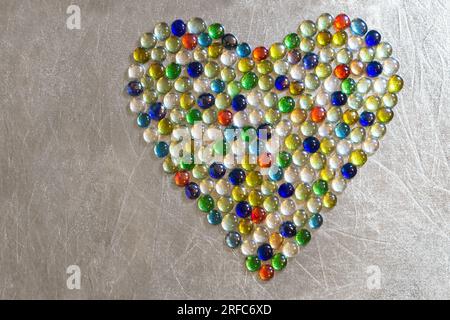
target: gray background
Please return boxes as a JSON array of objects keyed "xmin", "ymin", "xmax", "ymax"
[{"xmin": 0, "ymin": 0, "xmax": 449, "ymax": 299}]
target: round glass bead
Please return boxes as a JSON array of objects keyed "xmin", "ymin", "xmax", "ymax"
[
  {"xmin": 377, "ymin": 107, "xmax": 394, "ymax": 123},
  {"xmin": 366, "ymin": 61, "xmax": 383, "ymax": 77},
  {"xmin": 140, "ymin": 32, "xmax": 157, "ymax": 49},
  {"xmin": 365, "ymin": 30, "xmax": 381, "ymax": 47},
  {"xmin": 222, "ymin": 33, "xmax": 238, "ymax": 50},
  {"xmin": 171, "ymin": 19, "xmax": 186, "ymax": 37},
  {"xmin": 241, "ymin": 239, "xmax": 257, "ymax": 255},
  {"xmin": 303, "ymin": 53, "xmax": 319, "ymax": 70},
  {"xmin": 278, "ymin": 96, "xmax": 295, "ymax": 113},
  {"xmin": 272, "ymin": 253, "xmax": 287, "ymax": 271},
  {"xmin": 228, "ymin": 168, "xmax": 245, "ymax": 186},
  {"xmin": 186, "ymin": 61, "xmax": 204, "ymax": 78},
  {"xmin": 185, "ymin": 182, "xmax": 200, "ymax": 199},
  {"xmin": 198, "ymin": 32, "xmax": 212, "ymax": 47},
  {"xmin": 303, "ymin": 136, "xmax": 320, "ymax": 153},
  {"xmin": 251, "ymin": 207, "xmax": 267, "ymax": 224},
  {"xmin": 282, "ymin": 241, "xmax": 299, "ymax": 258},
  {"xmin": 238, "ymin": 219, "xmax": 253, "ymax": 235},
  {"xmin": 186, "ymin": 17, "xmax": 206, "ymax": 34},
  {"xmin": 295, "ymin": 229, "xmax": 312, "ymax": 246},
  {"xmin": 209, "ymin": 162, "xmax": 226, "ymax": 179},
  {"xmin": 269, "ymin": 42, "xmax": 286, "ymax": 60},
  {"xmin": 257, "ymin": 243, "xmax": 273, "ymax": 261},
  {"xmin": 198, "ymin": 194, "xmax": 215, "ymax": 212},
  {"xmin": 259, "ymin": 264, "xmax": 274, "ymax": 281},
  {"xmin": 279, "ymin": 221, "xmax": 297, "ymax": 238},
  {"xmin": 284, "ymin": 33, "xmax": 300, "ymax": 49},
  {"xmin": 309, "ymin": 213, "xmax": 323, "ymax": 229},
  {"xmin": 312, "ymin": 179, "xmax": 328, "ymax": 196},
  {"xmin": 208, "ymin": 23, "xmax": 224, "ymax": 39},
  {"xmin": 334, "ymin": 13, "xmax": 350, "ymax": 31},
  {"xmin": 225, "ymin": 231, "xmax": 241, "ymax": 249},
  {"xmin": 235, "ymin": 201, "xmax": 252, "ymax": 218},
  {"xmin": 133, "ymin": 47, "xmax": 150, "ymax": 64},
  {"xmin": 231, "ymin": 94, "xmax": 247, "ymax": 111},
  {"xmin": 245, "ymin": 256, "xmax": 261, "ymax": 272},
  {"xmin": 278, "ymin": 183, "xmax": 294, "ymax": 198},
  {"xmin": 341, "ymin": 163, "xmax": 357, "ymax": 179},
  {"xmin": 351, "ymin": 18, "xmax": 367, "ymax": 36},
  {"xmin": 330, "ymin": 91, "xmax": 347, "ymax": 106},
  {"xmin": 236, "ymin": 42, "xmax": 251, "ymax": 57},
  {"xmin": 388, "ymin": 75, "xmax": 404, "ymax": 93},
  {"xmin": 127, "ymin": 80, "xmax": 144, "ymax": 96},
  {"xmin": 332, "ymin": 31, "xmax": 348, "ymax": 47},
  {"xmin": 136, "ymin": 112, "xmax": 150, "ymax": 128},
  {"xmin": 323, "ymin": 192, "xmax": 337, "ymax": 209},
  {"xmin": 221, "ymin": 214, "xmax": 238, "ymax": 232},
  {"xmin": 241, "ymin": 72, "xmax": 258, "ymax": 90},
  {"xmin": 154, "ymin": 141, "xmax": 169, "ymax": 158}
]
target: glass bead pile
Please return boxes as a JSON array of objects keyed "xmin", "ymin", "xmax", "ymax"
[{"xmin": 125, "ymin": 14, "xmax": 403, "ymax": 281}]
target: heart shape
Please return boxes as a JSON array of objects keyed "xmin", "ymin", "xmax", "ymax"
[{"xmin": 125, "ymin": 14, "xmax": 403, "ymax": 281}]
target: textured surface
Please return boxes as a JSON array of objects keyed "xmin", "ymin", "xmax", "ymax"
[{"xmin": 0, "ymin": 0, "xmax": 449, "ymax": 299}]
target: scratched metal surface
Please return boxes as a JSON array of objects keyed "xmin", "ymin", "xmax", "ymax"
[{"xmin": 0, "ymin": 0, "xmax": 449, "ymax": 300}]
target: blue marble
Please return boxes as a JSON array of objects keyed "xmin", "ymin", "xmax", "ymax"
[
  {"xmin": 231, "ymin": 94, "xmax": 247, "ymax": 112},
  {"xmin": 154, "ymin": 141, "xmax": 169, "ymax": 158},
  {"xmin": 257, "ymin": 243, "xmax": 273, "ymax": 261},
  {"xmin": 187, "ymin": 61, "xmax": 203, "ymax": 78},
  {"xmin": 279, "ymin": 221, "xmax": 297, "ymax": 238},
  {"xmin": 197, "ymin": 93, "xmax": 215, "ymax": 109},
  {"xmin": 171, "ymin": 19, "xmax": 186, "ymax": 37},
  {"xmin": 331, "ymin": 91, "xmax": 348, "ymax": 106},
  {"xmin": 341, "ymin": 162, "xmax": 357, "ymax": 179},
  {"xmin": 309, "ymin": 213, "xmax": 323, "ymax": 229},
  {"xmin": 235, "ymin": 201, "xmax": 252, "ymax": 218},
  {"xmin": 278, "ymin": 183, "xmax": 294, "ymax": 198},
  {"xmin": 148, "ymin": 102, "xmax": 166, "ymax": 120},
  {"xmin": 303, "ymin": 136, "xmax": 320, "ymax": 153},
  {"xmin": 185, "ymin": 182, "xmax": 200, "ymax": 200}
]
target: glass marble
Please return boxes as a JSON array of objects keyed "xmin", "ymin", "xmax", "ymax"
[
  {"xmin": 279, "ymin": 221, "xmax": 297, "ymax": 238},
  {"xmin": 127, "ymin": 80, "xmax": 144, "ymax": 96},
  {"xmin": 208, "ymin": 23, "xmax": 224, "ymax": 39},
  {"xmin": 154, "ymin": 141, "xmax": 169, "ymax": 158},
  {"xmin": 222, "ymin": 33, "xmax": 238, "ymax": 50},
  {"xmin": 259, "ymin": 264, "xmax": 274, "ymax": 281},
  {"xmin": 272, "ymin": 253, "xmax": 287, "ymax": 271},
  {"xmin": 198, "ymin": 194, "xmax": 215, "ymax": 212},
  {"xmin": 245, "ymin": 256, "xmax": 261, "ymax": 272},
  {"xmin": 241, "ymin": 72, "xmax": 258, "ymax": 90},
  {"xmin": 257, "ymin": 243, "xmax": 273, "ymax": 261},
  {"xmin": 341, "ymin": 163, "xmax": 357, "ymax": 179},
  {"xmin": 303, "ymin": 53, "xmax": 319, "ymax": 70},
  {"xmin": 295, "ymin": 229, "xmax": 311, "ymax": 246},
  {"xmin": 225, "ymin": 231, "xmax": 242, "ymax": 248},
  {"xmin": 366, "ymin": 61, "xmax": 383, "ymax": 77},
  {"xmin": 359, "ymin": 111, "xmax": 375, "ymax": 127},
  {"xmin": 235, "ymin": 201, "xmax": 252, "ymax": 218},
  {"xmin": 185, "ymin": 182, "xmax": 200, "ymax": 199},
  {"xmin": 278, "ymin": 183, "xmax": 294, "ymax": 198},
  {"xmin": 365, "ymin": 30, "xmax": 381, "ymax": 47},
  {"xmin": 303, "ymin": 136, "xmax": 320, "ymax": 153},
  {"xmin": 330, "ymin": 91, "xmax": 347, "ymax": 106},
  {"xmin": 136, "ymin": 112, "xmax": 150, "ymax": 128},
  {"xmin": 309, "ymin": 213, "xmax": 323, "ymax": 229},
  {"xmin": 236, "ymin": 42, "xmax": 251, "ymax": 57}
]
